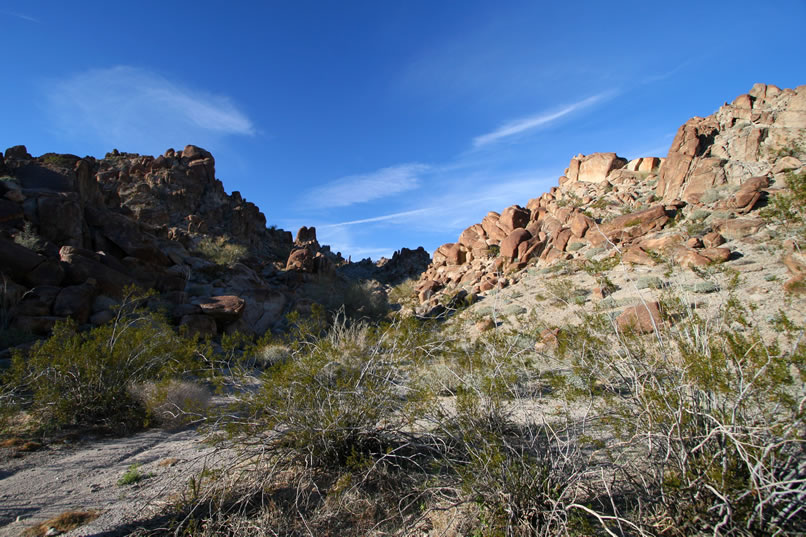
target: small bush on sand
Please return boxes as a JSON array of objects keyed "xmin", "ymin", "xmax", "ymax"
[
  {"xmin": 130, "ymin": 379, "xmax": 211, "ymax": 429},
  {"xmin": 1, "ymin": 289, "xmax": 200, "ymax": 434}
]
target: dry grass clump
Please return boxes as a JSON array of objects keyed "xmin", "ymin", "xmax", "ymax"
[
  {"xmin": 22, "ymin": 510, "xmax": 99, "ymax": 537},
  {"xmin": 130, "ymin": 379, "xmax": 212, "ymax": 429}
]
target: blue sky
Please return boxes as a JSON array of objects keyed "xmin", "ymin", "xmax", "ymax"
[{"xmin": 2, "ymin": 1, "xmax": 804, "ymax": 260}]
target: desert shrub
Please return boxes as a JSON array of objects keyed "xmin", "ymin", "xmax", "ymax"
[
  {"xmin": 194, "ymin": 235, "xmax": 248, "ymax": 265},
  {"xmin": 700, "ymin": 184, "xmax": 739, "ymax": 204},
  {"xmin": 302, "ymin": 275, "xmax": 389, "ymax": 321},
  {"xmin": 544, "ymin": 277, "xmax": 587, "ymax": 306},
  {"xmin": 39, "ymin": 152, "xmax": 80, "ymax": 169},
  {"xmin": 130, "ymin": 379, "xmax": 211, "ymax": 429},
  {"xmin": 1, "ymin": 289, "xmax": 200, "ymax": 434},
  {"xmin": 761, "ymin": 169, "xmax": 806, "ymax": 238},
  {"xmin": 556, "ymin": 298, "xmax": 806, "ymax": 535},
  {"xmin": 387, "ymin": 277, "xmax": 417, "ymax": 305},
  {"xmin": 13, "ymin": 222, "xmax": 46, "ymax": 252}
]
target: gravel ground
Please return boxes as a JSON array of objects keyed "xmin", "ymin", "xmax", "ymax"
[{"xmin": 0, "ymin": 426, "xmax": 229, "ymax": 537}]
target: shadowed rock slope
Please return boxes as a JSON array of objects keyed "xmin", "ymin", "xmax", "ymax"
[{"xmin": 0, "ymin": 145, "xmax": 429, "ymax": 354}]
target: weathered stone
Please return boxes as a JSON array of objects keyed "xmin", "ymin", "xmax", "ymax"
[
  {"xmin": 575, "ymin": 153, "xmax": 628, "ymax": 183},
  {"xmin": 616, "ymin": 301, "xmax": 663, "ymax": 333},
  {"xmin": 623, "ymin": 246, "xmax": 656, "ymax": 265},
  {"xmin": 656, "ymin": 117, "xmax": 720, "ymax": 201},
  {"xmin": 699, "ymin": 247, "xmax": 731, "ymax": 263},
  {"xmin": 12, "ymin": 315, "xmax": 63, "ymax": 335},
  {"xmin": 0, "ymin": 237, "xmax": 47, "ymax": 281},
  {"xmin": 0, "ymin": 199, "xmax": 24, "ymax": 226},
  {"xmin": 569, "ymin": 212, "xmax": 593, "ymax": 238},
  {"xmin": 702, "ymin": 231, "xmax": 725, "ymax": 248},
  {"xmin": 286, "ymin": 247, "xmax": 315, "ymax": 272},
  {"xmin": 53, "ymin": 282, "xmax": 96, "ymax": 324},
  {"xmin": 675, "ymin": 249, "xmax": 712, "ymax": 268},
  {"xmin": 180, "ymin": 314, "xmax": 218, "ymax": 337},
  {"xmin": 772, "ymin": 156, "xmax": 802, "ymax": 174},
  {"xmin": 500, "ymin": 228, "xmax": 531, "ymax": 259},
  {"xmin": 59, "ymin": 245, "xmax": 133, "ymax": 295},
  {"xmin": 714, "ymin": 218, "xmax": 765, "ymax": 240},
  {"xmin": 193, "ymin": 295, "xmax": 245, "ymax": 322},
  {"xmin": 498, "ymin": 206, "xmax": 530, "ymax": 233}
]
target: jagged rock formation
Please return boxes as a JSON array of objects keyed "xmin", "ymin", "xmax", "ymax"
[
  {"xmin": 0, "ymin": 145, "xmax": 429, "ymax": 349},
  {"xmin": 415, "ymin": 83, "xmax": 806, "ymax": 315}
]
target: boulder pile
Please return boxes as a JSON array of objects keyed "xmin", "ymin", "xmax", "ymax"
[{"xmin": 415, "ymin": 83, "xmax": 806, "ymax": 315}]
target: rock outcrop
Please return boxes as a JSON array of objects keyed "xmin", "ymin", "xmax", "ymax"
[
  {"xmin": 1, "ymin": 145, "xmax": 430, "ymax": 347},
  {"xmin": 414, "ymin": 84, "xmax": 806, "ymax": 316}
]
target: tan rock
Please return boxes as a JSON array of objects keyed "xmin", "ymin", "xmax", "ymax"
[
  {"xmin": 286, "ymin": 247, "xmax": 315, "ymax": 272},
  {"xmin": 623, "ymin": 246, "xmax": 656, "ymax": 265},
  {"xmin": 714, "ymin": 218, "xmax": 765, "ymax": 240},
  {"xmin": 577, "ymin": 153, "xmax": 628, "ymax": 183},
  {"xmin": 772, "ymin": 156, "xmax": 803, "ymax": 174},
  {"xmin": 475, "ymin": 318, "xmax": 495, "ymax": 332},
  {"xmin": 194, "ymin": 295, "xmax": 245, "ymax": 322},
  {"xmin": 675, "ymin": 249, "xmax": 711, "ymax": 268},
  {"xmin": 656, "ymin": 117, "xmax": 720, "ymax": 201},
  {"xmin": 616, "ymin": 301, "xmax": 663, "ymax": 333},
  {"xmin": 702, "ymin": 231, "xmax": 725, "ymax": 248},
  {"xmin": 699, "ymin": 247, "xmax": 731, "ymax": 263}
]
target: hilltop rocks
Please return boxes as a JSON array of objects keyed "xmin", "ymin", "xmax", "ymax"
[
  {"xmin": 415, "ymin": 84, "xmax": 806, "ymax": 313},
  {"xmin": 566, "ymin": 153, "xmax": 628, "ymax": 183},
  {"xmin": 193, "ymin": 295, "xmax": 245, "ymax": 322}
]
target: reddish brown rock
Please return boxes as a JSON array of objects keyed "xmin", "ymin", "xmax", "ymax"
[
  {"xmin": 623, "ymin": 246, "xmax": 656, "ymax": 265},
  {"xmin": 702, "ymin": 231, "xmax": 725, "ymax": 248},
  {"xmin": 193, "ymin": 295, "xmax": 245, "ymax": 322},
  {"xmin": 475, "ymin": 318, "xmax": 495, "ymax": 332},
  {"xmin": 59, "ymin": 246, "xmax": 133, "ymax": 295},
  {"xmin": 498, "ymin": 206, "xmax": 530, "ymax": 233},
  {"xmin": 0, "ymin": 237, "xmax": 45, "ymax": 282},
  {"xmin": 718, "ymin": 176, "xmax": 769, "ymax": 213},
  {"xmin": 417, "ymin": 279, "xmax": 443, "ymax": 303},
  {"xmin": 699, "ymin": 247, "xmax": 731, "ymax": 263},
  {"xmin": 616, "ymin": 301, "xmax": 664, "ymax": 333},
  {"xmin": 569, "ymin": 212, "xmax": 593, "ymax": 238},
  {"xmin": 686, "ymin": 237, "xmax": 703, "ymax": 248},
  {"xmin": 500, "ymin": 228, "xmax": 531, "ymax": 259},
  {"xmin": 681, "ymin": 157, "xmax": 727, "ymax": 203},
  {"xmin": 656, "ymin": 116, "xmax": 719, "ymax": 201},
  {"xmin": 286, "ymin": 247, "xmax": 314, "ymax": 272},
  {"xmin": 481, "ymin": 212, "xmax": 507, "ymax": 242},
  {"xmin": 675, "ymin": 249, "xmax": 711, "ymax": 268},
  {"xmin": 553, "ymin": 228, "xmax": 573, "ymax": 252}
]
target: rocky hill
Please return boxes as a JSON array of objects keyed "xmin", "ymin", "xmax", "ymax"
[
  {"xmin": 0, "ymin": 145, "xmax": 428, "ymax": 353},
  {"xmin": 413, "ymin": 83, "xmax": 805, "ymax": 333}
]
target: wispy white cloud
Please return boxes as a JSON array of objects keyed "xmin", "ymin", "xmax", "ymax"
[
  {"xmin": 43, "ymin": 66, "xmax": 254, "ymax": 152},
  {"xmin": 473, "ymin": 93, "xmax": 610, "ymax": 147},
  {"xmin": 1, "ymin": 10, "xmax": 39, "ymax": 23},
  {"xmin": 322, "ymin": 207, "xmax": 432, "ymax": 227},
  {"xmin": 308, "ymin": 164, "xmax": 428, "ymax": 208}
]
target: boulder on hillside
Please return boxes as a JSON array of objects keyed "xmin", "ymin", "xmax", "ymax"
[
  {"xmin": 567, "ymin": 153, "xmax": 628, "ymax": 183},
  {"xmin": 193, "ymin": 295, "xmax": 245, "ymax": 322},
  {"xmin": 500, "ymin": 228, "xmax": 531, "ymax": 259}
]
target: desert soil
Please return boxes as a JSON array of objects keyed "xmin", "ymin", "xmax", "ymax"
[{"xmin": 0, "ymin": 425, "xmax": 227, "ymax": 537}]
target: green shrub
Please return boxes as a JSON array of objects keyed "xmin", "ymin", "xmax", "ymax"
[
  {"xmin": 194, "ymin": 235, "xmax": 248, "ymax": 265},
  {"xmin": 13, "ymin": 222, "xmax": 46, "ymax": 253},
  {"xmin": 117, "ymin": 463, "xmax": 152, "ymax": 485},
  {"xmin": 761, "ymin": 170, "xmax": 806, "ymax": 238},
  {"xmin": 556, "ymin": 299, "xmax": 806, "ymax": 535},
  {"xmin": 1, "ymin": 290, "xmax": 200, "ymax": 434}
]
